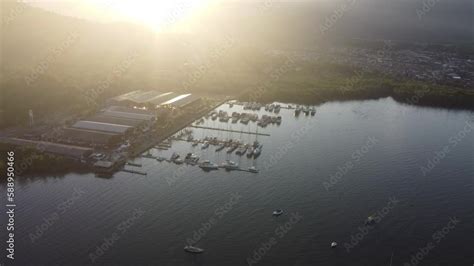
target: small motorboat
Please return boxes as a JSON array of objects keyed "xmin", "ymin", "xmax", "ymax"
[
  {"xmin": 201, "ymin": 141, "xmax": 209, "ymax": 150},
  {"xmin": 272, "ymin": 209, "xmax": 283, "ymax": 216},
  {"xmin": 170, "ymin": 152, "xmax": 180, "ymax": 161},
  {"xmin": 365, "ymin": 215, "xmax": 376, "ymax": 225},
  {"xmin": 216, "ymin": 143, "xmax": 226, "ymax": 152},
  {"xmin": 199, "ymin": 160, "xmax": 219, "ymax": 171},
  {"xmin": 221, "ymin": 160, "xmax": 239, "ymax": 171},
  {"xmin": 247, "ymin": 147, "xmax": 254, "ymax": 158},
  {"xmin": 184, "ymin": 245, "xmax": 204, "ymax": 254},
  {"xmin": 248, "ymin": 166, "xmax": 259, "ymax": 173},
  {"xmin": 331, "ymin": 242, "xmax": 338, "ymax": 248}
]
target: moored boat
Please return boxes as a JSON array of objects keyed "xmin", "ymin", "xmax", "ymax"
[
  {"xmin": 221, "ymin": 160, "xmax": 239, "ymax": 170},
  {"xmin": 184, "ymin": 246, "xmax": 204, "ymax": 254},
  {"xmin": 248, "ymin": 166, "xmax": 259, "ymax": 173},
  {"xmin": 272, "ymin": 209, "xmax": 283, "ymax": 216},
  {"xmin": 199, "ymin": 160, "xmax": 219, "ymax": 170}
]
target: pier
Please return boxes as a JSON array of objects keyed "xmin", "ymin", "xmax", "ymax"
[
  {"xmin": 190, "ymin": 125, "xmax": 270, "ymax": 136},
  {"xmin": 120, "ymin": 168, "xmax": 147, "ymax": 175}
]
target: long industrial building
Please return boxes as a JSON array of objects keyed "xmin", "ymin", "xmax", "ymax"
[
  {"xmin": 71, "ymin": 121, "xmax": 133, "ymax": 135},
  {"xmin": 108, "ymin": 90, "xmax": 201, "ymax": 109},
  {"xmin": 61, "ymin": 90, "xmax": 201, "ymax": 148},
  {"xmin": 62, "ymin": 128, "xmax": 122, "ymax": 146},
  {"xmin": 62, "ymin": 105, "xmax": 157, "ymax": 148}
]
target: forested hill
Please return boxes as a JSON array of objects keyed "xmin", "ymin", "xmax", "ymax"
[{"xmin": 1, "ymin": 0, "xmax": 473, "ymax": 126}]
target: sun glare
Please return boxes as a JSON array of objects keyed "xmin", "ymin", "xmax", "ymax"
[{"xmin": 104, "ymin": 0, "xmax": 212, "ymax": 31}]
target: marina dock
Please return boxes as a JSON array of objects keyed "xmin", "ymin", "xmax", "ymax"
[
  {"xmin": 190, "ymin": 125, "xmax": 270, "ymax": 136},
  {"xmin": 120, "ymin": 168, "xmax": 147, "ymax": 175}
]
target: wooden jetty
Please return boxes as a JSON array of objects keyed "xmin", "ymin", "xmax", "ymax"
[
  {"xmin": 120, "ymin": 168, "xmax": 147, "ymax": 176},
  {"xmin": 126, "ymin": 162, "xmax": 142, "ymax": 167}
]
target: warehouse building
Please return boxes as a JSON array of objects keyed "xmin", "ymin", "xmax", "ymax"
[
  {"xmin": 108, "ymin": 90, "xmax": 178, "ymax": 108},
  {"xmin": 71, "ymin": 121, "xmax": 133, "ymax": 135},
  {"xmin": 108, "ymin": 90, "xmax": 201, "ymax": 110},
  {"xmin": 61, "ymin": 128, "xmax": 123, "ymax": 147},
  {"xmin": 0, "ymin": 137, "xmax": 93, "ymax": 160},
  {"xmin": 86, "ymin": 114, "xmax": 145, "ymax": 128},
  {"xmin": 160, "ymin": 94, "xmax": 202, "ymax": 109}
]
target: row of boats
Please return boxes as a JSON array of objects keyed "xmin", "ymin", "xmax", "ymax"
[
  {"xmin": 294, "ymin": 106, "xmax": 316, "ymax": 116},
  {"xmin": 168, "ymin": 152, "xmax": 259, "ymax": 173},
  {"xmin": 207, "ymin": 110, "xmax": 282, "ymax": 127},
  {"xmin": 192, "ymin": 139, "xmax": 263, "ymax": 158},
  {"xmin": 239, "ymin": 102, "xmax": 282, "ymax": 114}
]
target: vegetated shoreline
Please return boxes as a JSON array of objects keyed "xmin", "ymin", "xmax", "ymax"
[{"xmin": 239, "ymin": 82, "xmax": 474, "ymax": 111}]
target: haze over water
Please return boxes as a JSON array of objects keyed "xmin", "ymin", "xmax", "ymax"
[{"xmin": 1, "ymin": 98, "xmax": 473, "ymax": 265}]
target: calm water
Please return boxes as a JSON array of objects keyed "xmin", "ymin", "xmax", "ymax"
[{"xmin": 1, "ymin": 97, "xmax": 473, "ymax": 266}]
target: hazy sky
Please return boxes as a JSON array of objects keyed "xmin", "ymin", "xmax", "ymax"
[{"xmin": 23, "ymin": 0, "xmax": 227, "ymax": 31}]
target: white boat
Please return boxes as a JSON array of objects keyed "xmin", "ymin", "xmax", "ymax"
[
  {"xmin": 236, "ymin": 145, "xmax": 248, "ymax": 156},
  {"xmin": 331, "ymin": 242, "xmax": 338, "ymax": 248},
  {"xmin": 274, "ymin": 105, "xmax": 281, "ymax": 113},
  {"xmin": 272, "ymin": 209, "xmax": 283, "ymax": 216},
  {"xmin": 365, "ymin": 215, "xmax": 376, "ymax": 225},
  {"xmin": 295, "ymin": 107, "xmax": 301, "ymax": 116},
  {"xmin": 185, "ymin": 153, "xmax": 199, "ymax": 164},
  {"xmin": 199, "ymin": 160, "xmax": 219, "ymax": 170},
  {"xmin": 303, "ymin": 108, "xmax": 310, "ymax": 116},
  {"xmin": 221, "ymin": 160, "xmax": 239, "ymax": 170},
  {"xmin": 227, "ymin": 145, "xmax": 238, "ymax": 154},
  {"xmin": 174, "ymin": 158, "xmax": 184, "ymax": 165},
  {"xmin": 247, "ymin": 147, "xmax": 254, "ymax": 158},
  {"xmin": 170, "ymin": 152, "xmax": 180, "ymax": 161},
  {"xmin": 216, "ymin": 143, "xmax": 226, "ymax": 152},
  {"xmin": 201, "ymin": 141, "xmax": 209, "ymax": 149},
  {"xmin": 253, "ymin": 145, "xmax": 263, "ymax": 158},
  {"xmin": 248, "ymin": 166, "xmax": 259, "ymax": 173},
  {"xmin": 184, "ymin": 246, "xmax": 204, "ymax": 254}
]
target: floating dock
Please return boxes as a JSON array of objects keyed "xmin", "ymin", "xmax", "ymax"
[
  {"xmin": 190, "ymin": 125, "xmax": 270, "ymax": 136},
  {"xmin": 120, "ymin": 168, "xmax": 147, "ymax": 175}
]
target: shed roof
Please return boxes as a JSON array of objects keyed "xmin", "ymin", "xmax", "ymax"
[{"xmin": 72, "ymin": 121, "xmax": 132, "ymax": 134}]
